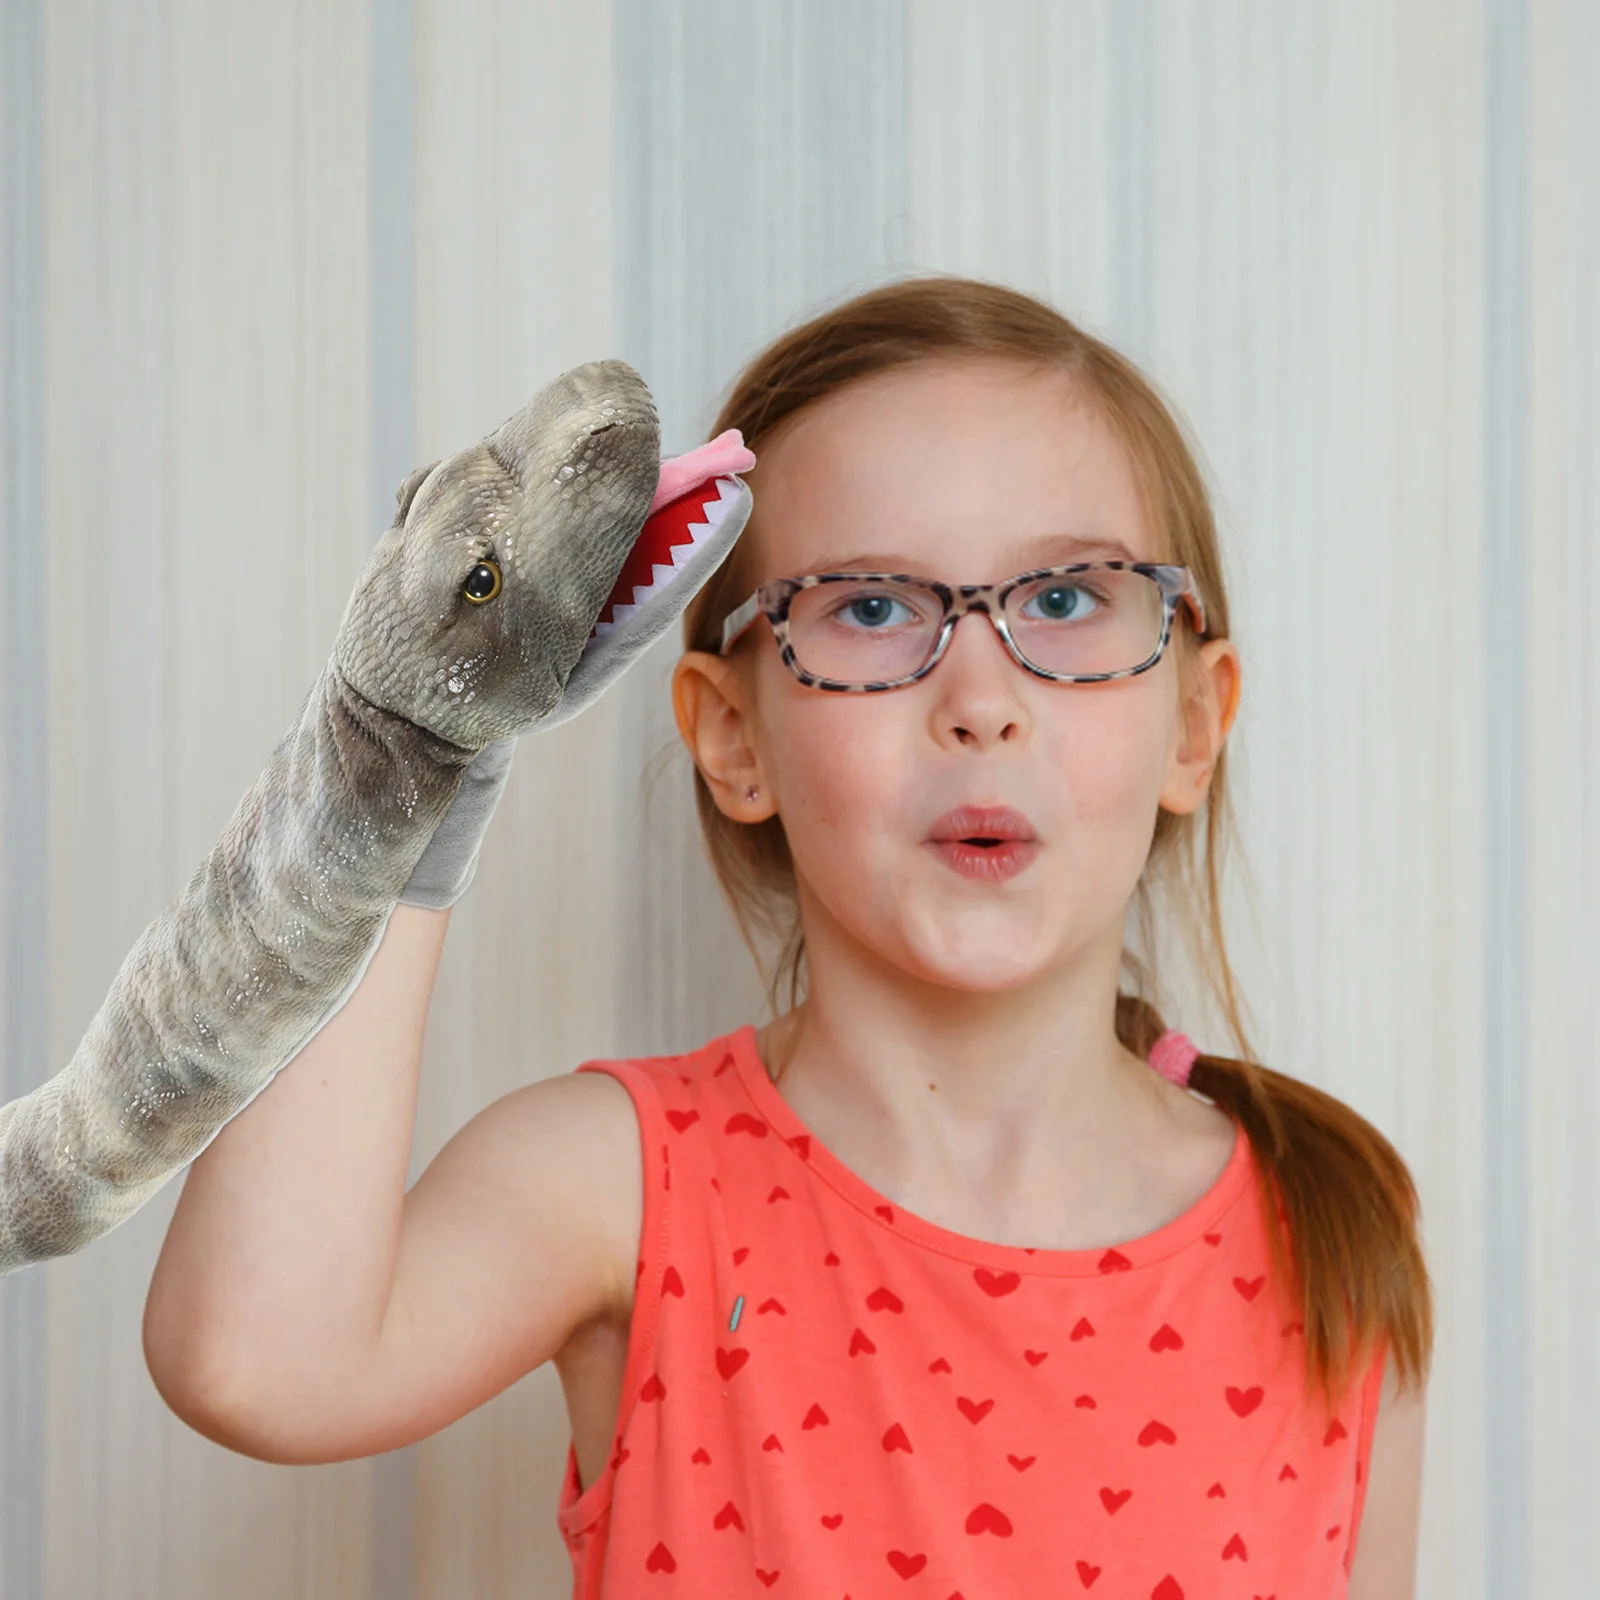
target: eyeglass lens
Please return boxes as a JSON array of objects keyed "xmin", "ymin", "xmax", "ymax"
[{"xmin": 784, "ymin": 571, "xmax": 1167, "ymax": 684}]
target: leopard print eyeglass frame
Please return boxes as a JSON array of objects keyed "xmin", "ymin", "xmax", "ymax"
[{"xmin": 717, "ymin": 562, "xmax": 1210, "ymax": 693}]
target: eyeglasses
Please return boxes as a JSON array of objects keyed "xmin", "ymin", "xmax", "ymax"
[{"xmin": 718, "ymin": 562, "xmax": 1208, "ymax": 692}]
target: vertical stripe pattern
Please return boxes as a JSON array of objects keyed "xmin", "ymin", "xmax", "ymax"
[
  {"xmin": 1, "ymin": 3, "xmax": 48, "ymax": 1596},
  {"xmin": 1482, "ymin": 0, "xmax": 1530, "ymax": 1592},
  {"xmin": 369, "ymin": 0, "xmax": 418, "ymax": 1594}
]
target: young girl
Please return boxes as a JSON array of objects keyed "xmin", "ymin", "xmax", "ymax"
[{"xmin": 145, "ymin": 277, "xmax": 1432, "ymax": 1598}]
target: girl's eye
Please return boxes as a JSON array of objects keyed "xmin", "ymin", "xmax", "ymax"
[
  {"xmin": 1019, "ymin": 582, "xmax": 1101, "ymax": 622},
  {"xmin": 834, "ymin": 592, "xmax": 917, "ymax": 629}
]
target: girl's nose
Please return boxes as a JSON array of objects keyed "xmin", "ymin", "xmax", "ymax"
[{"xmin": 927, "ymin": 611, "xmax": 1031, "ymax": 750}]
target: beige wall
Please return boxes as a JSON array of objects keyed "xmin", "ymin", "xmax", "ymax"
[{"xmin": 0, "ymin": 2, "xmax": 1592, "ymax": 1596}]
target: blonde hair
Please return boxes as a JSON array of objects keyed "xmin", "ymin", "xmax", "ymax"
[{"xmin": 678, "ymin": 274, "xmax": 1431, "ymax": 1410}]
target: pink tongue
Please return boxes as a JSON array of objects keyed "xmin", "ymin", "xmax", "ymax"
[{"xmin": 650, "ymin": 428, "xmax": 756, "ymax": 514}]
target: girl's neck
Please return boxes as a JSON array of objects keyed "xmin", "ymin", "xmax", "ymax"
[{"xmin": 754, "ymin": 921, "xmax": 1232, "ymax": 1253}]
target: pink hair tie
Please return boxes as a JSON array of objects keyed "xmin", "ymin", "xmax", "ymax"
[{"xmin": 1148, "ymin": 1029, "xmax": 1200, "ymax": 1088}]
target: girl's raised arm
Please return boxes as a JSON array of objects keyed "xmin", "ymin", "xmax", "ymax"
[{"xmin": 143, "ymin": 902, "xmax": 643, "ymax": 1465}]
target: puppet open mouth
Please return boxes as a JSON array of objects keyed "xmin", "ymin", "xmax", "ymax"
[{"xmin": 589, "ymin": 429, "xmax": 755, "ymax": 639}]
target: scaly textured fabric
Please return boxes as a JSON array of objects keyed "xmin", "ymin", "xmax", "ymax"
[
  {"xmin": 558, "ymin": 1025, "xmax": 1384, "ymax": 1599},
  {"xmin": 0, "ymin": 362, "xmax": 754, "ymax": 1276}
]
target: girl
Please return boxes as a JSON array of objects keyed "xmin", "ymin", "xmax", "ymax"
[{"xmin": 145, "ymin": 277, "xmax": 1432, "ymax": 1598}]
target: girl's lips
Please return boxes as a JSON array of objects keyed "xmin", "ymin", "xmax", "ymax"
[
  {"xmin": 924, "ymin": 806, "xmax": 1040, "ymax": 882},
  {"xmin": 926, "ymin": 839, "xmax": 1041, "ymax": 882},
  {"xmin": 925, "ymin": 805, "xmax": 1037, "ymax": 843}
]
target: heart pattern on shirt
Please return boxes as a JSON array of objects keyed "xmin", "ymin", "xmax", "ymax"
[
  {"xmin": 569, "ymin": 1036, "xmax": 1378, "ymax": 1596},
  {"xmin": 965, "ymin": 1502, "xmax": 1014, "ymax": 1537}
]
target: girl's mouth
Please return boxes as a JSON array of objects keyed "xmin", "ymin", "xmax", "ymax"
[
  {"xmin": 924, "ymin": 806, "xmax": 1040, "ymax": 882},
  {"xmin": 926, "ymin": 839, "xmax": 1041, "ymax": 881}
]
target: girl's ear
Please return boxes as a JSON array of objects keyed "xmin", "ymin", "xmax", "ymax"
[
  {"xmin": 671, "ymin": 651, "xmax": 775, "ymax": 822},
  {"xmin": 1158, "ymin": 638, "xmax": 1242, "ymax": 815}
]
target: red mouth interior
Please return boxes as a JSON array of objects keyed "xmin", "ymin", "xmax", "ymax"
[{"xmin": 590, "ymin": 480, "xmax": 728, "ymax": 636}]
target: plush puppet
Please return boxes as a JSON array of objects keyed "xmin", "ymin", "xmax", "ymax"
[{"xmin": 0, "ymin": 360, "xmax": 754, "ymax": 1277}]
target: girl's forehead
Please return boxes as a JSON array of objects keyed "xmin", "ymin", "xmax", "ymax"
[{"xmin": 745, "ymin": 360, "xmax": 1159, "ymax": 577}]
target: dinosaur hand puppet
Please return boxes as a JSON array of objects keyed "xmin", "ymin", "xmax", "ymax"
[{"xmin": 0, "ymin": 359, "xmax": 753, "ymax": 1277}]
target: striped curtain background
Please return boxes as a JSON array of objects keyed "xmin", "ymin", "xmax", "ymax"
[{"xmin": 1, "ymin": 2, "xmax": 1593, "ymax": 1595}]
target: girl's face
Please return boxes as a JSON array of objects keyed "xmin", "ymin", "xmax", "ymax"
[{"xmin": 675, "ymin": 356, "xmax": 1239, "ymax": 997}]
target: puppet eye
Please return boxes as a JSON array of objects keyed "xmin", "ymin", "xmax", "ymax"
[{"xmin": 462, "ymin": 559, "xmax": 502, "ymax": 604}]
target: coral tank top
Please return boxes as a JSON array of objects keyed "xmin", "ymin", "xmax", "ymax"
[{"xmin": 556, "ymin": 1025, "xmax": 1385, "ymax": 1599}]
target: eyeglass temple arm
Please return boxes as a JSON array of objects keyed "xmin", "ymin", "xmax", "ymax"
[
  {"xmin": 1170, "ymin": 570, "xmax": 1208, "ymax": 637},
  {"xmin": 720, "ymin": 593, "xmax": 762, "ymax": 654}
]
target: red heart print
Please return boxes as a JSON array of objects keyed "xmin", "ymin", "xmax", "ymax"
[
  {"xmin": 691, "ymin": 1447, "xmax": 711, "ymax": 1465},
  {"xmin": 716, "ymin": 1347, "xmax": 750, "ymax": 1381},
  {"xmin": 1203, "ymin": 1231, "xmax": 1222, "ymax": 1246},
  {"xmin": 1074, "ymin": 1394, "xmax": 1098, "ymax": 1409},
  {"xmin": 1137, "ymin": 1419, "xmax": 1177, "ymax": 1446},
  {"xmin": 767, "ymin": 1186, "xmax": 790, "ymax": 1203},
  {"xmin": 964, "ymin": 1502, "xmax": 1013, "ymax": 1538},
  {"xmin": 1326, "ymin": 1525, "xmax": 1342, "ymax": 1542},
  {"xmin": 710, "ymin": 1178, "xmax": 720, "ymax": 1192},
  {"xmin": 661, "ymin": 1266, "xmax": 685, "ymax": 1298},
  {"xmin": 725, "ymin": 1113, "xmax": 768, "ymax": 1137},
  {"xmin": 824, "ymin": 1251, "xmax": 841, "ymax": 1266},
  {"xmin": 1007, "ymin": 1454, "xmax": 1036, "ymax": 1472},
  {"xmin": 1149, "ymin": 1323, "xmax": 1184, "ymax": 1352},
  {"xmin": 762, "ymin": 1433, "xmax": 783, "ymax": 1453},
  {"xmin": 875, "ymin": 1204, "xmax": 896, "ymax": 1223},
  {"xmin": 714, "ymin": 1052, "xmax": 734, "ymax": 1075},
  {"xmin": 788, "ymin": 1133, "xmax": 811, "ymax": 1159},
  {"xmin": 929, "ymin": 1356, "xmax": 953, "ymax": 1374},
  {"xmin": 1278, "ymin": 1462, "xmax": 1298, "ymax": 1480},
  {"xmin": 1024, "ymin": 1349, "xmax": 1049, "ymax": 1366},
  {"xmin": 1152, "ymin": 1580, "xmax": 1185, "ymax": 1600},
  {"xmin": 732, "ymin": 1246, "xmax": 751, "ymax": 1264},
  {"xmin": 1206, "ymin": 1481, "xmax": 1225, "ymax": 1498},
  {"xmin": 849, "ymin": 1328, "xmax": 877, "ymax": 1357},
  {"xmin": 1324, "ymin": 1419, "xmax": 1348, "ymax": 1445},
  {"xmin": 1070, "ymin": 1317, "xmax": 1096, "ymax": 1340},
  {"xmin": 821, "ymin": 1514, "xmax": 843, "ymax": 1530},
  {"xmin": 1222, "ymin": 1532, "xmax": 1248, "ymax": 1560},
  {"xmin": 757, "ymin": 1297, "xmax": 785, "ymax": 1315},
  {"xmin": 645, "ymin": 1541, "xmax": 676, "ymax": 1573},
  {"xmin": 802, "ymin": 1403, "xmax": 829, "ymax": 1430},
  {"xmin": 887, "ymin": 1551, "xmax": 927, "ymax": 1579},
  {"xmin": 1098, "ymin": 1248, "xmax": 1133, "ymax": 1273},
  {"xmin": 956, "ymin": 1396, "xmax": 994, "ymax": 1424},
  {"xmin": 882, "ymin": 1422, "xmax": 914, "ymax": 1454},
  {"xmin": 1225, "ymin": 1385, "xmax": 1264, "ymax": 1417},
  {"xmin": 974, "ymin": 1267, "xmax": 1021, "ymax": 1297},
  {"xmin": 640, "ymin": 1374, "xmax": 666, "ymax": 1402},
  {"xmin": 610, "ymin": 1446, "xmax": 630, "ymax": 1470},
  {"xmin": 756, "ymin": 1571, "xmax": 779, "ymax": 1588},
  {"xmin": 867, "ymin": 1286, "xmax": 905, "ymax": 1313},
  {"xmin": 1076, "ymin": 1560, "xmax": 1101, "ymax": 1587},
  {"xmin": 1099, "ymin": 1487, "xmax": 1132, "ymax": 1515},
  {"xmin": 1233, "ymin": 1274, "xmax": 1266, "ymax": 1301},
  {"xmin": 713, "ymin": 1501, "xmax": 744, "ymax": 1532},
  {"xmin": 665, "ymin": 1109, "xmax": 700, "ymax": 1132}
]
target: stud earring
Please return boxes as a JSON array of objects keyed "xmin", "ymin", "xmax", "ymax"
[{"xmin": 744, "ymin": 785, "xmax": 760, "ymax": 803}]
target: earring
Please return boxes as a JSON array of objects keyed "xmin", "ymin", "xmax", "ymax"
[{"xmin": 744, "ymin": 785, "xmax": 760, "ymax": 803}]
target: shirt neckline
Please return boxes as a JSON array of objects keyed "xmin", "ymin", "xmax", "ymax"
[{"xmin": 725, "ymin": 1021, "xmax": 1254, "ymax": 1278}]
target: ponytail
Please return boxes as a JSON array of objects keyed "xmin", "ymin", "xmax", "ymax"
[{"xmin": 1117, "ymin": 994, "xmax": 1433, "ymax": 1412}]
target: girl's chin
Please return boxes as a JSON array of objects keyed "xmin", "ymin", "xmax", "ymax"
[{"xmin": 891, "ymin": 923, "xmax": 1057, "ymax": 993}]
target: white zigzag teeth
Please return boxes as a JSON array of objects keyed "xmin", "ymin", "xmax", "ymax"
[{"xmin": 591, "ymin": 477, "xmax": 742, "ymax": 639}]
